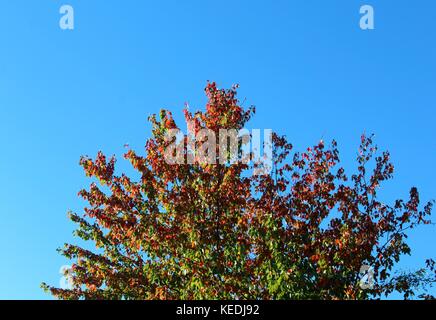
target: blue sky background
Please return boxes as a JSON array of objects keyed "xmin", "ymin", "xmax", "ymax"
[{"xmin": 0, "ymin": 0, "xmax": 435, "ymax": 299}]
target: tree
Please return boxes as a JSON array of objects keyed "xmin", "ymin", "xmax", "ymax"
[{"xmin": 42, "ymin": 82, "xmax": 435, "ymax": 300}]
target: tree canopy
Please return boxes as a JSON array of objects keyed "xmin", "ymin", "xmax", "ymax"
[{"xmin": 42, "ymin": 83, "xmax": 435, "ymax": 300}]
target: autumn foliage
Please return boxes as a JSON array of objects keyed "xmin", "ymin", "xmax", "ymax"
[{"xmin": 42, "ymin": 83, "xmax": 435, "ymax": 300}]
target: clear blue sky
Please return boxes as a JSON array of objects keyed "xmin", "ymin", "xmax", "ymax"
[{"xmin": 0, "ymin": 0, "xmax": 435, "ymax": 299}]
